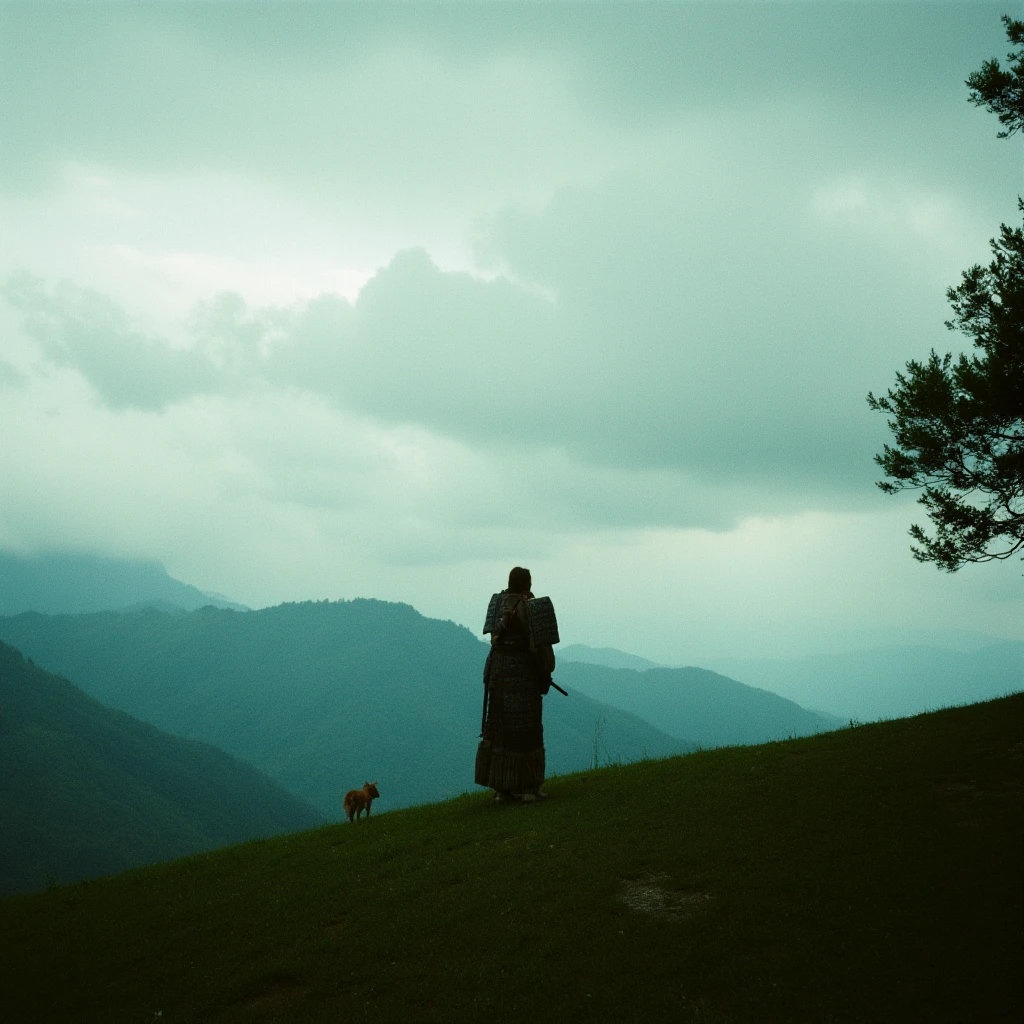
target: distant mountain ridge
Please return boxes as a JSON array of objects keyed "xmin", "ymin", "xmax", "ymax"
[
  {"xmin": 0, "ymin": 551, "xmax": 248, "ymax": 615},
  {"xmin": 557, "ymin": 661, "xmax": 839, "ymax": 746},
  {"xmin": 0, "ymin": 640, "xmax": 321, "ymax": 896},
  {"xmin": 559, "ymin": 643, "xmax": 661, "ymax": 671},
  {"xmin": 560, "ymin": 639, "xmax": 1022, "ymax": 723}
]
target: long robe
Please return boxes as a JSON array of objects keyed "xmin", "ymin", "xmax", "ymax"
[{"xmin": 475, "ymin": 592, "xmax": 555, "ymax": 794}]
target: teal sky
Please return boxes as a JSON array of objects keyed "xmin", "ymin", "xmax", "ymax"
[{"xmin": 0, "ymin": 2, "xmax": 1021, "ymax": 661}]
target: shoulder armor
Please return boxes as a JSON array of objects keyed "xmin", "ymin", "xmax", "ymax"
[
  {"xmin": 482, "ymin": 592, "xmax": 503, "ymax": 634},
  {"xmin": 525, "ymin": 596, "xmax": 559, "ymax": 646}
]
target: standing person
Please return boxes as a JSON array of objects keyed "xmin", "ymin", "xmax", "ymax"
[{"xmin": 476, "ymin": 567, "xmax": 559, "ymax": 803}]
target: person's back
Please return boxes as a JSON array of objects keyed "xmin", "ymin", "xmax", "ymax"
[{"xmin": 475, "ymin": 567, "xmax": 559, "ymax": 803}]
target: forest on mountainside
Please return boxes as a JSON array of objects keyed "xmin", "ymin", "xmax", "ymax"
[{"xmin": 0, "ymin": 641, "xmax": 321, "ymax": 896}]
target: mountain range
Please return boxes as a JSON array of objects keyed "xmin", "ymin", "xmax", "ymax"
[
  {"xmin": 0, "ymin": 599, "xmax": 844, "ymax": 819},
  {"xmin": 561, "ymin": 639, "xmax": 1022, "ymax": 723},
  {"xmin": 5, "ymin": 551, "xmax": 1015, "ymax": 726},
  {"xmin": 0, "ymin": 601, "xmax": 697, "ymax": 817},
  {"xmin": 559, "ymin": 643, "xmax": 661, "ymax": 671},
  {"xmin": 556, "ymin": 660, "xmax": 840, "ymax": 746}
]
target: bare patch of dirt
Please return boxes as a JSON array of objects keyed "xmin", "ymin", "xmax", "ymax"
[
  {"xmin": 323, "ymin": 911, "xmax": 349, "ymax": 938},
  {"xmin": 619, "ymin": 874, "xmax": 712, "ymax": 921},
  {"xmin": 234, "ymin": 975, "xmax": 303, "ymax": 1015}
]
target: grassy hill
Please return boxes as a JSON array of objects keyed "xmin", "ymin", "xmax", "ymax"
[
  {"xmin": 0, "ymin": 601, "xmax": 690, "ymax": 816},
  {"xmin": 0, "ymin": 642, "xmax": 321, "ymax": 896},
  {"xmin": 1, "ymin": 694, "xmax": 1019, "ymax": 1023}
]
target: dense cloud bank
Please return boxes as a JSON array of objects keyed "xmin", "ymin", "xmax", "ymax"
[{"xmin": 0, "ymin": 4, "xmax": 1020, "ymax": 657}]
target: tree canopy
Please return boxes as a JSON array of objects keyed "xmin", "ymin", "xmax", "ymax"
[
  {"xmin": 868, "ymin": 15, "xmax": 1024, "ymax": 571},
  {"xmin": 966, "ymin": 15, "xmax": 1024, "ymax": 138}
]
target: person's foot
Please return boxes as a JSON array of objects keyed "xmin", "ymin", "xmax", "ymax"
[
  {"xmin": 521, "ymin": 791, "xmax": 549, "ymax": 803},
  {"xmin": 494, "ymin": 791, "xmax": 516, "ymax": 804}
]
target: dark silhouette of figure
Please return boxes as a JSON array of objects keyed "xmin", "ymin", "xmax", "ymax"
[{"xmin": 476, "ymin": 567, "xmax": 559, "ymax": 803}]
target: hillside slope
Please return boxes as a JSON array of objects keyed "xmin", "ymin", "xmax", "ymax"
[
  {"xmin": 1, "ymin": 695, "xmax": 1019, "ymax": 1023},
  {"xmin": 0, "ymin": 602, "xmax": 689, "ymax": 816},
  {"xmin": 0, "ymin": 642, "xmax": 321, "ymax": 896}
]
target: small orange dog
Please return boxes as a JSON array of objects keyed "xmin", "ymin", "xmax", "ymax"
[{"xmin": 343, "ymin": 781, "xmax": 380, "ymax": 823}]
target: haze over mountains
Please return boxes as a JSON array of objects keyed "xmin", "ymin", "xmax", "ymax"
[
  {"xmin": 0, "ymin": 597, "xmax": 845, "ymax": 818},
  {"xmin": 560, "ymin": 644, "xmax": 661, "ymax": 672},
  {"xmin": 709, "ymin": 644, "xmax": 1024, "ymax": 722},
  {"xmin": 557, "ymin": 661, "xmax": 839, "ymax": 746},
  {"xmin": 0, "ymin": 552, "xmax": 247, "ymax": 616},
  {"xmin": 560, "ymin": 638, "xmax": 1022, "ymax": 723},
  {"xmin": 0, "ymin": 640, "xmax": 321, "ymax": 896}
]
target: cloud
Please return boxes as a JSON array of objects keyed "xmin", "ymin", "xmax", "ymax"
[
  {"xmin": 0, "ymin": 360, "xmax": 24, "ymax": 391},
  {"xmin": 1, "ymin": 347, "xmax": 1019, "ymax": 659},
  {"xmin": 0, "ymin": 6, "xmax": 633, "ymax": 216},
  {"xmin": 1, "ymin": 1, "xmax": 1019, "ymax": 663},
  {"xmin": 2, "ymin": 138, "xmax": 980, "ymax": 515},
  {"xmin": 2, "ymin": 272, "xmax": 222, "ymax": 410},
  {"xmin": 2, "ymin": 5, "xmax": 1013, "ymax": 217},
  {"xmin": 254, "ymin": 159, "xmax": 971, "ymax": 500}
]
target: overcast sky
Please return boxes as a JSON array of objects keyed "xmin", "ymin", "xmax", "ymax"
[{"xmin": 0, "ymin": 2, "xmax": 1021, "ymax": 662}]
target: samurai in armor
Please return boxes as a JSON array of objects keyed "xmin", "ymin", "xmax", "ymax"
[{"xmin": 476, "ymin": 566, "xmax": 560, "ymax": 803}]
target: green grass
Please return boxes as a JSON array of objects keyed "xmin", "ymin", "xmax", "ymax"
[{"xmin": 2, "ymin": 695, "xmax": 1021, "ymax": 1023}]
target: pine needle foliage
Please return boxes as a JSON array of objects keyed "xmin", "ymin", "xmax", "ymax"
[
  {"xmin": 966, "ymin": 15, "xmax": 1024, "ymax": 138},
  {"xmin": 867, "ymin": 206, "xmax": 1024, "ymax": 569},
  {"xmin": 868, "ymin": 15, "xmax": 1024, "ymax": 571}
]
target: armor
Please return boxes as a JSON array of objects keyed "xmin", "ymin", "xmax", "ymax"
[
  {"xmin": 524, "ymin": 596, "xmax": 559, "ymax": 647},
  {"xmin": 483, "ymin": 592, "xmax": 560, "ymax": 648},
  {"xmin": 476, "ymin": 589, "xmax": 560, "ymax": 795},
  {"xmin": 482, "ymin": 591, "xmax": 504, "ymax": 635}
]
